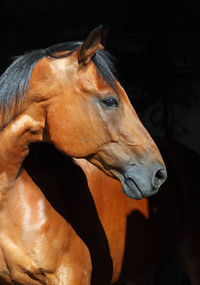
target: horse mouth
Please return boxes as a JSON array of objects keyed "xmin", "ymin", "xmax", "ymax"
[
  {"xmin": 121, "ymin": 177, "xmax": 144, "ymax": 199},
  {"xmin": 111, "ymin": 170, "xmax": 144, "ymax": 200},
  {"xmin": 112, "ymin": 169, "xmax": 161, "ymax": 200}
]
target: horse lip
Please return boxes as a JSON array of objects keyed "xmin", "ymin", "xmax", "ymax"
[
  {"xmin": 112, "ymin": 170, "xmax": 144, "ymax": 199},
  {"xmin": 122, "ymin": 176, "xmax": 144, "ymax": 199},
  {"xmin": 126, "ymin": 177, "xmax": 141, "ymax": 193}
]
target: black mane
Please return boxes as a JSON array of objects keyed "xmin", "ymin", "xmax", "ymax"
[{"xmin": 0, "ymin": 41, "xmax": 116, "ymax": 111}]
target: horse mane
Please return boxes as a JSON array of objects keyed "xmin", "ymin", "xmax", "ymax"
[{"xmin": 0, "ymin": 41, "xmax": 116, "ymax": 127}]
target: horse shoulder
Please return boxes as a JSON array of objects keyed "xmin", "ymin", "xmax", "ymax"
[{"xmin": 0, "ymin": 168, "xmax": 91, "ymax": 284}]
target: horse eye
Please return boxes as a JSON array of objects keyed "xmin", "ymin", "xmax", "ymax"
[{"xmin": 101, "ymin": 97, "xmax": 119, "ymax": 108}]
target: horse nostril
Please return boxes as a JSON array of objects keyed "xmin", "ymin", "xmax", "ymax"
[
  {"xmin": 152, "ymin": 168, "xmax": 167, "ymax": 190},
  {"xmin": 155, "ymin": 169, "xmax": 167, "ymax": 180}
]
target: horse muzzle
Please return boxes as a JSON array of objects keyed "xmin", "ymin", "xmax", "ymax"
[{"xmin": 119, "ymin": 162, "xmax": 167, "ymax": 199}]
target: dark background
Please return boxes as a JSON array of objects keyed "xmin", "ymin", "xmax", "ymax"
[{"xmin": 0, "ymin": 1, "xmax": 199, "ymax": 284}]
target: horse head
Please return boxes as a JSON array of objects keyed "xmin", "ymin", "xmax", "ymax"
[{"xmin": 1, "ymin": 26, "xmax": 167, "ymax": 199}]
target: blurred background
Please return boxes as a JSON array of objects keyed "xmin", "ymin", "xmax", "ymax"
[{"xmin": 0, "ymin": 0, "xmax": 199, "ymax": 284}]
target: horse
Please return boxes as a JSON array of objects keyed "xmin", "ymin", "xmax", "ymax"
[{"xmin": 0, "ymin": 26, "xmax": 167, "ymax": 284}]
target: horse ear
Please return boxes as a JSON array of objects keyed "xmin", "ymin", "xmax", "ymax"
[{"xmin": 78, "ymin": 25, "xmax": 104, "ymax": 65}]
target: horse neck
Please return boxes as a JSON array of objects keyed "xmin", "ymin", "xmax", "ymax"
[{"xmin": 0, "ymin": 105, "xmax": 45, "ymax": 206}]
